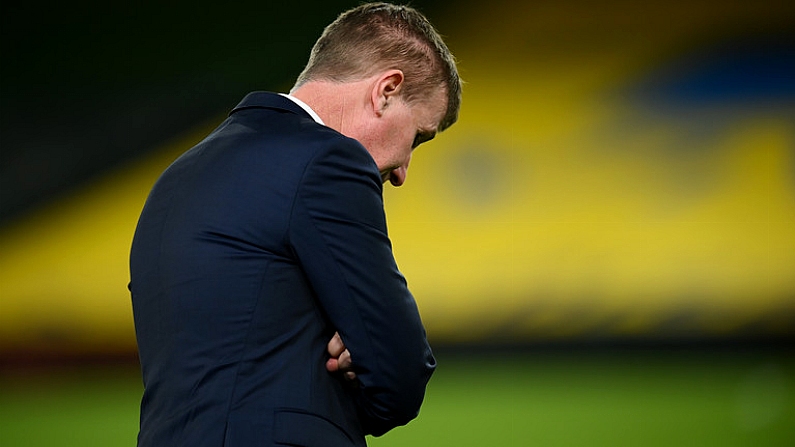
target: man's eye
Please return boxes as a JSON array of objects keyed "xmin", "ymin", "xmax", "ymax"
[{"xmin": 412, "ymin": 132, "xmax": 435, "ymax": 149}]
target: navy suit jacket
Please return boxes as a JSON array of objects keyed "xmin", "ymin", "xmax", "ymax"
[{"xmin": 129, "ymin": 92, "xmax": 436, "ymax": 446}]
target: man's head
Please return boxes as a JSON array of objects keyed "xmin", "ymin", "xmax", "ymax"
[{"xmin": 291, "ymin": 2, "xmax": 461, "ymax": 186}]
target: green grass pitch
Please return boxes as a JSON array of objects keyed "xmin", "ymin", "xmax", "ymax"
[{"xmin": 1, "ymin": 348, "xmax": 793, "ymax": 446}]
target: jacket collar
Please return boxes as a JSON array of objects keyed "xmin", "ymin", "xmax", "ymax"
[{"xmin": 229, "ymin": 91, "xmax": 312, "ymax": 120}]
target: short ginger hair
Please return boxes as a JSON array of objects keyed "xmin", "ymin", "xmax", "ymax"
[{"xmin": 294, "ymin": 2, "xmax": 461, "ymax": 131}]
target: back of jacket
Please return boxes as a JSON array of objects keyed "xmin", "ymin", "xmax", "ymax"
[{"xmin": 129, "ymin": 92, "xmax": 436, "ymax": 447}]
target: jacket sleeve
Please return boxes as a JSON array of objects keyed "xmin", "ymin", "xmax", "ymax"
[{"xmin": 288, "ymin": 136, "xmax": 436, "ymax": 436}]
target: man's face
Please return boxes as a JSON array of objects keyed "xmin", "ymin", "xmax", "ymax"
[{"xmin": 360, "ymin": 90, "xmax": 447, "ymax": 187}]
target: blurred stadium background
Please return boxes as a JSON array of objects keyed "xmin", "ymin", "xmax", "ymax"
[{"xmin": 1, "ymin": 0, "xmax": 793, "ymax": 445}]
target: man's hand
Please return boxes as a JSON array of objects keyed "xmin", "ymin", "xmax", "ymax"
[{"xmin": 326, "ymin": 332, "xmax": 357, "ymax": 381}]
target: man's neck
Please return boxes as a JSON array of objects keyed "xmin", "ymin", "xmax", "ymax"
[
  {"xmin": 279, "ymin": 93, "xmax": 324, "ymax": 125},
  {"xmin": 290, "ymin": 78, "xmax": 375, "ymax": 137}
]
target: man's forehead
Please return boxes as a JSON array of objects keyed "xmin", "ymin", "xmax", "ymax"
[{"xmin": 419, "ymin": 92, "xmax": 448, "ymax": 131}]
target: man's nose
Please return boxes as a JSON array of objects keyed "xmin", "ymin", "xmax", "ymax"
[{"xmin": 389, "ymin": 166, "xmax": 407, "ymax": 186}]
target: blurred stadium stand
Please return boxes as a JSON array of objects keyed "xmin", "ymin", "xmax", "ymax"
[{"xmin": 1, "ymin": 0, "xmax": 794, "ymax": 363}]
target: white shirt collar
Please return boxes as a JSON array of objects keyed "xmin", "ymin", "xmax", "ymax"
[{"xmin": 279, "ymin": 93, "xmax": 325, "ymax": 125}]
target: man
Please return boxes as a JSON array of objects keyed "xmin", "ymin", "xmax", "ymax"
[{"xmin": 129, "ymin": 2, "xmax": 461, "ymax": 446}]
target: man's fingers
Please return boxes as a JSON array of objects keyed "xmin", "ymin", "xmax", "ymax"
[
  {"xmin": 327, "ymin": 332, "xmax": 345, "ymax": 358},
  {"xmin": 337, "ymin": 349, "xmax": 352, "ymax": 370},
  {"xmin": 326, "ymin": 332, "xmax": 357, "ymax": 380}
]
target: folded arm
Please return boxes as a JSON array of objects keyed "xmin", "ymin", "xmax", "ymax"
[{"xmin": 289, "ymin": 137, "xmax": 435, "ymax": 436}]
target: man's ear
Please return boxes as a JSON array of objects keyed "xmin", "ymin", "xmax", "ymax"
[{"xmin": 371, "ymin": 69, "xmax": 405, "ymax": 117}]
